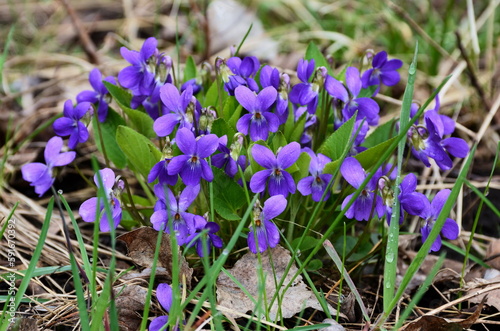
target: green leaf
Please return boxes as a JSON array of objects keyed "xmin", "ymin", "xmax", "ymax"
[
  {"xmin": 222, "ymin": 96, "xmax": 242, "ymax": 128},
  {"xmin": 116, "ymin": 125, "xmax": 161, "ymax": 178},
  {"xmin": 306, "ymin": 259, "xmax": 323, "ymax": 271},
  {"xmin": 288, "ymin": 110, "xmax": 307, "ymax": 143},
  {"xmin": 305, "ymin": 42, "xmax": 331, "ymax": 75},
  {"xmin": 357, "ymin": 85, "xmax": 378, "ymax": 98},
  {"xmin": 103, "ymin": 81, "xmax": 132, "ymax": 108},
  {"xmin": 271, "ymin": 131, "xmax": 288, "ymax": 153},
  {"xmin": 184, "ymin": 56, "xmax": 197, "ymax": 81},
  {"xmin": 122, "ymin": 107, "xmax": 156, "ymax": 138},
  {"xmin": 293, "ymin": 152, "xmax": 311, "ymax": 181},
  {"xmin": 318, "ymin": 115, "xmax": 355, "ymax": 161},
  {"xmin": 292, "ymin": 236, "xmax": 319, "ymax": 252},
  {"xmin": 362, "ymin": 118, "xmax": 397, "ymax": 148},
  {"xmin": 212, "ymin": 167, "xmax": 247, "ymax": 220},
  {"xmin": 211, "ymin": 118, "xmax": 235, "ymax": 142},
  {"xmin": 92, "ymin": 108, "xmax": 127, "ymax": 168},
  {"xmin": 356, "ymin": 136, "xmax": 398, "ymax": 170},
  {"xmin": 204, "ymin": 81, "xmax": 220, "ymax": 108}
]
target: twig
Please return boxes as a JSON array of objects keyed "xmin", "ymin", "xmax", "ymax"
[{"xmin": 58, "ymin": 0, "xmax": 100, "ymax": 65}]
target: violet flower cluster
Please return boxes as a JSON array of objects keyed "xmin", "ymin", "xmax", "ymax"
[{"xmin": 21, "ymin": 37, "xmax": 470, "ymax": 263}]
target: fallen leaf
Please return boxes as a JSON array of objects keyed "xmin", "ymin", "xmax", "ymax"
[
  {"xmin": 114, "ymin": 284, "xmax": 148, "ymax": 331},
  {"xmin": 401, "ymin": 315, "xmax": 463, "ymax": 331},
  {"xmin": 318, "ymin": 319, "xmax": 345, "ymax": 331},
  {"xmin": 117, "ymin": 227, "xmax": 193, "ymax": 286},
  {"xmin": 216, "ymin": 245, "xmax": 339, "ymax": 321},
  {"xmin": 467, "ymin": 275, "xmax": 500, "ymax": 310},
  {"xmin": 485, "ymin": 239, "xmax": 500, "ymax": 269}
]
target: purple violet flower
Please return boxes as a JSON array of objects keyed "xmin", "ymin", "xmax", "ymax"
[
  {"xmin": 151, "ymin": 184, "xmax": 200, "ymax": 245},
  {"xmin": 76, "ymin": 68, "xmax": 116, "ymax": 122},
  {"xmin": 167, "ymin": 128, "xmax": 218, "ymax": 186},
  {"xmin": 340, "ymin": 157, "xmax": 384, "ymax": 221},
  {"xmin": 297, "ymin": 149, "xmax": 333, "ymax": 201},
  {"xmin": 379, "ymin": 172, "xmax": 428, "ymax": 224},
  {"xmin": 185, "ymin": 215, "xmax": 223, "ymax": 257},
  {"xmin": 211, "ymin": 135, "xmax": 246, "ymax": 178},
  {"xmin": 248, "ymin": 195, "xmax": 287, "ymax": 254},
  {"xmin": 148, "ymin": 139, "xmax": 178, "ymax": 186},
  {"xmin": 361, "ymin": 51, "xmax": 403, "ymax": 95},
  {"xmin": 250, "ymin": 142, "xmax": 300, "ymax": 197},
  {"xmin": 153, "ymin": 83, "xmax": 194, "ymax": 137},
  {"xmin": 325, "ymin": 67, "xmax": 380, "ymax": 126},
  {"xmin": 235, "ymin": 85, "xmax": 279, "ymax": 142},
  {"xmin": 53, "ymin": 100, "xmax": 91, "ymax": 149},
  {"xmin": 79, "ymin": 168, "xmax": 123, "ymax": 232},
  {"xmin": 149, "ymin": 283, "xmax": 173, "ymax": 331},
  {"xmin": 118, "ymin": 37, "xmax": 158, "ymax": 95},
  {"xmin": 289, "ymin": 59, "xmax": 323, "ymax": 114},
  {"xmin": 408, "ymin": 116, "xmax": 469, "ymax": 170},
  {"xmin": 21, "ymin": 136, "xmax": 76, "ymax": 197},
  {"xmin": 260, "ymin": 65, "xmax": 290, "ymax": 124},
  {"xmin": 420, "ymin": 189, "xmax": 459, "ymax": 252},
  {"xmin": 222, "ymin": 56, "xmax": 260, "ymax": 95}
]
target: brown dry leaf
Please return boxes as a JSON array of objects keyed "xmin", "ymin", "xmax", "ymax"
[
  {"xmin": 485, "ymin": 239, "xmax": 500, "ymax": 269},
  {"xmin": 401, "ymin": 315, "xmax": 463, "ymax": 331},
  {"xmin": 115, "ymin": 284, "xmax": 148, "ymax": 331},
  {"xmin": 467, "ymin": 275, "xmax": 500, "ymax": 310},
  {"xmin": 7, "ymin": 318, "xmax": 37, "ymax": 331},
  {"xmin": 216, "ymin": 245, "xmax": 339, "ymax": 321},
  {"xmin": 402, "ymin": 297, "xmax": 485, "ymax": 331},
  {"xmin": 117, "ymin": 227, "xmax": 193, "ymax": 286}
]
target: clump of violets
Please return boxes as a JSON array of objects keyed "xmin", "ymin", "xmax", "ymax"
[
  {"xmin": 79, "ymin": 168, "xmax": 124, "ymax": 232},
  {"xmin": 53, "ymin": 100, "xmax": 92, "ymax": 149},
  {"xmin": 289, "ymin": 59, "xmax": 326, "ymax": 114},
  {"xmin": 250, "ymin": 142, "xmax": 300, "ymax": 198},
  {"xmin": 248, "ymin": 195, "xmax": 287, "ymax": 254},
  {"xmin": 420, "ymin": 189, "xmax": 459, "ymax": 252},
  {"xmin": 219, "ymin": 56, "xmax": 260, "ymax": 95},
  {"xmin": 21, "ymin": 136, "xmax": 76, "ymax": 197}
]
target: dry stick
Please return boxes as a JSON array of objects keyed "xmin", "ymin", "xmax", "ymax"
[
  {"xmin": 455, "ymin": 31, "xmax": 491, "ymax": 111},
  {"xmin": 425, "ymin": 282, "xmax": 500, "ymax": 316},
  {"xmin": 58, "ymin": 0, "xmax": 100, "ymax": 65}
]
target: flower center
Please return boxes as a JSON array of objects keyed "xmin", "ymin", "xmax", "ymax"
[
  {"xmin": 255, "ymin": 112, "xmax": 262, "ymax": 119},
  {"xmin": 315, "ymin": 176, "xmax": 322, "ymax": 183},
  {"xmin": 175, "ymin": 213, "xmax": 181, "ymax": 220},
  {"xmin": 274, "ymin": 168, "xmax": 282, "ymax": 176},
  {"xmin": 191, "ymin": 156, "xmax": 198, "ymax": 163},
  {"xmin": 255, "ymin": 219, "xmax": 262, "ymax": 227}
]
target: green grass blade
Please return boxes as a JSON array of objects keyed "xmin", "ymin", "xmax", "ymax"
[{"xmin": 384, "ymin": 42, "xmax": 418, "ymax": 312}]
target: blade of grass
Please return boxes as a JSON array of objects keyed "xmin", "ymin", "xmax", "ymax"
[
  {"xmin": 323, "ymin": 240, "xmax": 370, "ymax": 322},
  {"xmin": 0, "ymin": 25, "xmax": 14, "ymax": 88},
  {"xmin": 384, "ymin": 42, "xmax": 418, "ymax": 313}
]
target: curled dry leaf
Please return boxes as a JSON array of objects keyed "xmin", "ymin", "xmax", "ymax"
[
  {"xmin": 401, "ymin": 296, "xmax": 485, "ymax": 330},
  {"xmin": 114, "ymin": 284, "xmax": 148, "ymax": 331},
  {"xmin": 117, "ymin": 227, "xmax": 193, "ymax": 286},
  {"xmin": 216, "ymin": 245, "xmax": 339, "ymax": 321}
]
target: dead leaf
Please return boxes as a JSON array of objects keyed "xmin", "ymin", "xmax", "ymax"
[
  {"xmin": 485, "ymin": 239, "xmax": 500, "ymax": 269},
  {"xmin": 467, "ymin": 275, "xmax": 500, "ymax": 310},
  {"xmin": 117, "ymin": 227, "xmax": 193, "ymax": 286},
  {"xmin": 318, "ymin": 319, "xmax": 345, "ymax": 331},
  {"xmin": 216, "ymin": 245, "xmax": 340, "ymax": 321},
  {"xmin": 401, "ymin": 315, "xmax": 463, "ymax": 331},
  {"xmin": 402, "ymin": 297, "xmax": 485, "ymax": 331},
  {"xmin": 114, "ymin": 284, "xmax": 148, "ymax": 331}
]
